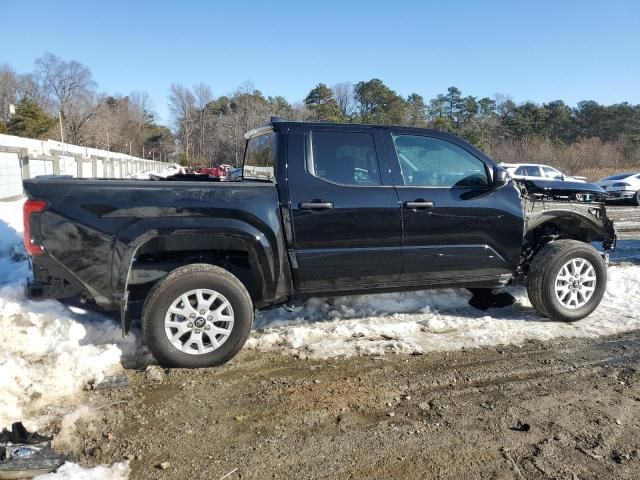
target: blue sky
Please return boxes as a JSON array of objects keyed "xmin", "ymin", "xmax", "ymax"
[{"xmin": 3, "ymin": 0, "xmax": 639, "ymax": 123}]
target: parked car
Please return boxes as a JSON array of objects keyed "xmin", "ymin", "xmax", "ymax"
[
  {"xmin": 501, "ymin": 163, "xmax": 586, "ymax": 183},
  {"xmin": 23, "ymin": 119, "xmax": 615, "ymax": 368},
  {"xmin": 194, "ymin": 164, "xmax": 235, "ymax": 179},
  {"xmin": 224, "ymin": 166, "xmax": 243, "ymax": 181},
  {"xmin": 597, "ymin": 172, "xmax": 640, "ymax": 205}
]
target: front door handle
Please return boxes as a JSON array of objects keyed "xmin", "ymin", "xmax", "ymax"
[
  {"xmin": 403, "ymin": 200, "xmax": 435, "ymax": 209},
  {"xmin": 299, "ymin": 201, "xmax": 334, "ymax": 210}
]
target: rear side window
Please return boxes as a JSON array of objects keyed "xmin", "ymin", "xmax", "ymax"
[
  {"xmin": 243, "ymin": 132, "xmax": 276, "ymax": 181},
  {"xmin": 392, "ymin": 135, "xmax": 488, "ymax": 187},
  {"xmin": 310, "ymin": 131, "xmax": 381, "ymax": 185}
]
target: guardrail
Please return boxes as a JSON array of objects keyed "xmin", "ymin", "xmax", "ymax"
[{"xmin": 0, "ymin": 134, "xmax": 167, "ymax": 200}]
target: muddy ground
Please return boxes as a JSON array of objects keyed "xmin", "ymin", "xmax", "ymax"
[{"xmin": 60, "ymin": 329, "xmax": 640, "ymax": 480}]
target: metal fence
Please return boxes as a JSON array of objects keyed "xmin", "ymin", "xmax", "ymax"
[{"xmin": 0, "ymin": 133, "xmax": 167, "ymax": 200}]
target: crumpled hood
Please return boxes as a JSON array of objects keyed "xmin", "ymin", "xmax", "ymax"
[{"xmin": 519, "ymin": 179, "xmax": 607, "ymax": 199}]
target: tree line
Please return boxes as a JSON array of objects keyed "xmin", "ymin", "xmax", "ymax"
[
  {"xmin": 0, "ymin": 53, "xmax": 174, "ymax": 160},
  {"xmin": 168, "ymin": 79, "xmax": 640, "ymax": 175},
  {"xmin": 2, "ymin": 53, "xmax": 639, "ymax": 175}
]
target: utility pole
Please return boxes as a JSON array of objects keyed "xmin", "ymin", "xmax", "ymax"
[{"xmin": 58, "ymin": 111, "xmax": 64, "ymax": 143}]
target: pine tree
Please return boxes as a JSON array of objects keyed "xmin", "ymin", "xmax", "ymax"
[
  {"xmin": 406, "ymin": 93, "xmax": 427, "ymax": 127},
  {"xmin": 7, "ymin": 99, "xmax": 56, "ymax": 139},
  {"xmin": 353, "ymin": 79, "xmax": 407, "ymax": 125},
  {"xmin": 304, "ymin": 84, "xmax": 343, "ymax": 122}
]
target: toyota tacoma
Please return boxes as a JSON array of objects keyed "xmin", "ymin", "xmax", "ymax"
[{"xmin": 22, "ymin": 119, "xmax": 616, "ymax": 367}]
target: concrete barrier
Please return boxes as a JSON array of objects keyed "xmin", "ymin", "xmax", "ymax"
[{"xmin": 0, "ymin": 133, "xmax": 168, "ymax": 200}]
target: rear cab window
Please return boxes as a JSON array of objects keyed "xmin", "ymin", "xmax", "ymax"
[{"xmin": 243, "ymin": 132, "xmax": 276, "ymax": 181}]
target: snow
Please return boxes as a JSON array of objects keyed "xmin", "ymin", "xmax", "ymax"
[
  {"xmin": 246, "ymin": 245, "xmax": 640, "ymax": 359},
  {"xmin": 131, "ymin": 163, "xmax": 184, "ymax": 179},
  {"xmin": 0, "ymin": 199, "xmax": 136, "ymax": 432},
  {"xmin": 33, "ymin": 461, "xmax": 130, "ymax": 480},
  {"xmin": 2, "ymin": 194, "xmax": 640, "ymax": 478}
]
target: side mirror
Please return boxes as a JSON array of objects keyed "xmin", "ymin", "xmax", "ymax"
[{"xmin": 493, "ymin": 166, "xmax": 510, "ymax": 189}]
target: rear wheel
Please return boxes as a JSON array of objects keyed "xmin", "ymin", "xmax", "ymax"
[
  {"xmin": 142, "ymin": 264, "xmax": 253, "ymax": 368},
  {"xmin": 527, "ymin": 240, "xmax": 607, "ymax": 322}
]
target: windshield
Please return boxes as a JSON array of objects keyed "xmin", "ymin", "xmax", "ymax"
[
  {"xmin": 602, "ymin": 173, "xmax": 635, "ymax": 181},
  {"xmin": 243, "ymin": 132, "xmax": 276, "ymax": 181}
]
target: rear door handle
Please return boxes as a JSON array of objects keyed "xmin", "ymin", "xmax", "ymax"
[
  {"xmin": 403, "ymin": 200, "xmax": 434, "ymax": 209},
  {"xmin": 299, "ymin": 201, "xmax": 334, "ymax": 210}
]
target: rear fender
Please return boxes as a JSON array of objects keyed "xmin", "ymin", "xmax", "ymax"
[{"xmin": 112, "ymin": 218, "xmax": 281, "ymax": 332}]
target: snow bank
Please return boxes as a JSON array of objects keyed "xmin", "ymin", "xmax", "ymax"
[
  {"xmin": 131, "ymin": 163, "xmax": 184, "ymax": 179},
  {"xmin": 247, "ymin": 248, "xmax": 640, "ymax": 359},
  {"xmin": 0, "ymin": 199, "xmax": 135, "ymax": 431},
  {"xmin": 34, "ymin": 461, "xmax": 130, "ymax": 480}
]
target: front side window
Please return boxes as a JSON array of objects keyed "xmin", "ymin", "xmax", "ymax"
[
  {"xmin": 515, "ymin": 166, "xmax": 541, "ymax": 177},
  {"xmin": 392, "ymin": 135, "xmax": 489, "ymax": 187},
  {"xmin": 243, "ymin": 132, "xmax": 276, "ymax": 181},
  {"xmin": 311, "ymin": 131, "xmax": 381, "ymax": 185},
  {"xmin": 542, "ymin": 166, "xmax": 563, "ymax": 179}
]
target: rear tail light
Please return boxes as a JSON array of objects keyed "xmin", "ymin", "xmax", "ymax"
[{"xmin": 23, "ymin": 199, "xmax": 48, "ymax": 255}]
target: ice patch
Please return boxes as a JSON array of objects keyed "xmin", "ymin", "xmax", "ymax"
[{"xmin": 33, "ymin": 461, "xmax": 130, "ymax": 480}]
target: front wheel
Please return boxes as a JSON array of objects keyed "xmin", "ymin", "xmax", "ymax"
[
  {"xmin": 633, "ymin": 190, "xmax": 640, "ymax": 206},
  {"xmin": 142, "ymin": 264, "xmax": 253, "ymax": 368},
  {"xmin": 527, "ymin": 240, "xmax": 607, "ymax": 322}
]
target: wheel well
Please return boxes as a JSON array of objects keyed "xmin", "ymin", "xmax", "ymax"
[
  {"xmin": 521, "ymin": 219, "xmax": 602, "ymax": 275},
  {"xmin": 127, "ymin": 248, "xmax": 258, "ymax": 308}
]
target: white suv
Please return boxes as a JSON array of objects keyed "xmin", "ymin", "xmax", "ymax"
[
  {"xmin": 501, "ymin": 163, "xmax": 586, "ymax": 183},
  {"xmin": 597, "ymin": 172, "xmax": 640, "ymax": 205}
]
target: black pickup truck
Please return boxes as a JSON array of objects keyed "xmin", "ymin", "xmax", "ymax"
[{"xmin": 23, "ymin": 119, "xmax": 616, "ymax": 367}]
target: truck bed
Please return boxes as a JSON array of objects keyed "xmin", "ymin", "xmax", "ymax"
[{"xmin": 23, "ymin": 177, "xmax": 288, "ymax": 309}]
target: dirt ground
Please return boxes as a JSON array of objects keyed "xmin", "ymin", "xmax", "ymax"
[
  {"xmin": 60, "ymin": 328, "xmax": 640, "ymax": 480},
  {"xmin": 40, "ymin": 203, "xmax": 640, "ymax": 479}
]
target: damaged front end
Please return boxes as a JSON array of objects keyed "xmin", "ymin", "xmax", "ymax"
[{"xmin": 517, "ymin": 179, "xmax": 617, "ymax": 277}]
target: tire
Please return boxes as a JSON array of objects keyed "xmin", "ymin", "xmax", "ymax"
[
  {"xmin": 142, "ymin": 264, "xmax": 253, "ymax": 368},
  {"xmin": 633, "ymin": 190, "xmax": 640, "ymax": 206},
  {"xmin": 527, "ymin": 240, "xmax": 607, "ymax": 322}
]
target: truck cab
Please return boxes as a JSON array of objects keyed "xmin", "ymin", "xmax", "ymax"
[{"xmin": 264, "ymin": 122, "xmax": 524, "ymax": 292}]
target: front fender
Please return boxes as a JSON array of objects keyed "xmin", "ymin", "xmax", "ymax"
[{"xmin": 525, "ymin": 202, "xmax": 615, "ymax": 248}]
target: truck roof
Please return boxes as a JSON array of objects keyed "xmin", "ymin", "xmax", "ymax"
[{"xmin": 245, "ymin": 117, "xmax": 456, "ymax": 140}]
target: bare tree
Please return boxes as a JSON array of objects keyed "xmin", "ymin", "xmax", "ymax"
[
  {"xmin": 34, "ymin": 53, "xmax": 97, "ymax": 142},
  {"xmin": 332, "ymin": 82, "xmax": 355, "ymax": 117},
  {"xmin": 193, "ymin": 83, "xmax": 213, "ymax": 161},
  {"xmin": 0, "ymin": 65, "xmax": 19, "ymax": 123},
  {"xmin": 168, "ymin": 84, "xmax": 196, "ymax": 162}
]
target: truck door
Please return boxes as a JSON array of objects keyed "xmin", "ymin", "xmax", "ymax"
[
  {"xmin": 383, "ymin": 130, "xmax": 524, "ymax": 284},
  {"xmin": 286, "ymin": 126, "xmax": 402, "ymax": 290}
]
